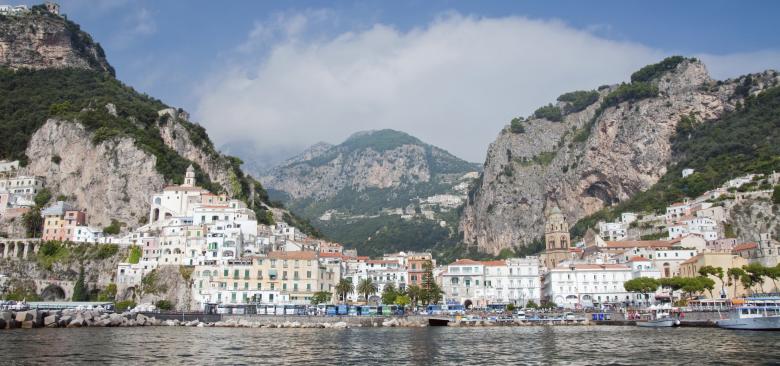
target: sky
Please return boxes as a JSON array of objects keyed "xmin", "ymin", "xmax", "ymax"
[{"xmin": 26, "ymin": 0, "xmax": 780, "ymax": 167}]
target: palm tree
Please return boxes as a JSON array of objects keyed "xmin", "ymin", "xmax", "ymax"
[
  {"xmin": 406, "ymin": 284, "xmax": 422, "ymax": 307},
  {"xmin": 335, "ymin": 279, "xmax": 354, "ymax": 303},
  {"xmin": 357, "ymin": 278, "xmax": 378, "ymax": 303}
]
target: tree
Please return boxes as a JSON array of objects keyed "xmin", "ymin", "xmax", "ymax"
[
  {"xmin": 381, "ymin": 283, "xmax": 397, "ymax": 305},
  {"xmin": 727, "ymin": 268, "xmax": 746, "ymax": 298},
  {"xmin": 699, "ymin": 265, "xmax": 725, "ymax": 298},
  {"xmin": 310, "ymin": 291, "xmax": 332, "ymax": 305},
  {"xmin": 525, "ymin": 300, "xmax": 539, "ymax": 309},
  {"xmin": 33, "ymin": 188, "xmax": 52, "ymax": 208},
  {"xmin": 773, "ymin": 185, "xmax": 780, "ymax": 205},
  {"xmin": 98, "ymin": 283, "xmax": 117, "ymax": 301},
  {"xmin": 425, "ymin": 282, "xmax": 443, "ymax": 305},
  {"xmin": 71, "ymin": 267, "xmax": 89, "ymax": 301},
  {"xmin": 394, "ymin": 294, "xmax": 410, "ymax": 308},
  {"xmin": 103, "ymin": 219, "xmax": 121, "ymax": 235},
  {"xmin": 697, "ymin": 276, "xmax": 716, "ymax": 299},
  {"xmin": 335, "ymin": 279, "xmax": 354, "ymax": 303},
  {"xmin": 406, "ymin": 285, "xmax": 422, "ymax": 307},
  {"xmin": 623, "ymin": 277, "xmax": 660, "ymax": 305},
  {"xmin": 155, "ymin": 300, "xmax": 173, "ymax": 311},
  {"xmin": 22, "ymin": 208, "xmax": 43, "ymax": 238},
  {"xmin": 357, "ymin": 278, "xmax": 378, "ymax": 303},
  {"xmin": 743, "ymin": 263, "xmax": 767, "ymax": 294},
  {"xmin": 765, "ymin": 265, "xmax": 780, "ymax": 293}
]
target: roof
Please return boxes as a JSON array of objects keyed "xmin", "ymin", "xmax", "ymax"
[
  {"xmin": 481, "ymin": 260, "xmax": 507, "ymax": 267},
  {"xmin": 318, "ymin": 252, "xmax": 344, "ymax": 258},
  {"xmin": 452, "ymin": 259, "xmax": 483, "ymax": 265},
  {"xmin": 680, "ymin": 255, "xmax": 701, "ymax": 265},
  {"xmin": 732, "ymin": 242, "xmax": 758, "ymax": 252},
  {"xmin": 628, "ymin": 256, "xmax": 650, "ymax": 262},
  {"xmin": 268, "ymin": 251, "xmax": 318, "ymax": 260},
  {"xmin": 605, "ymin": 240, "xmax": 672, "ymax": 249},
  {"xmin": 366, "ymin": 260, "xmax": 398, "ymax": 265},
  {"xmin": 669, "ymin": 202, "xmax": 688, "ymax": 207},
  {"xmin": 163, "ymin": 185, "xmax": 207, "ymax": 192},
  {"xmin": 41, "ymin": 201, "xmax": 75, "ymax": 216},
  {"xmin": 553, "ymin": 263, "xmax": 629, "ymax": 270}
]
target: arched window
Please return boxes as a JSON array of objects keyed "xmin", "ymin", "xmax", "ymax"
[{"xmin": 560, "ymin": 235, "xmax": 567, "ymax": 248}]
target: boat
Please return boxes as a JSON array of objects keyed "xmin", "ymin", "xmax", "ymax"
[
  {"xmin": 636, "ymin": 307, "xmax": 680, "ymax": 328},
  {"xmin": 717, "ymin": 306, "xmax": 780, "ymax": 330}
]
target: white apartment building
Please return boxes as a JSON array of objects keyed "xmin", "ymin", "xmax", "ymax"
[
  {"xmin": 617, "ymin": 247, "xmax": 698, "ymax": 278},
  {"xmin": 668, "ymin": 217, "xmax": 718, "ymax": 241},
  {"xmin": 542, "ymin": 263, "xmax": 634, "ymax": 309},
  {"xmin": 345, "ymin": 259, "xmax": 406, "ymax": 302},
  {"xmin": 483, "ymin": 257, "xmax": 541, "ymax": 306},
  {"xmin": 72, "ymin": 226, "xmax": 104, "ymax": 243},
  {"xmin": 0, "ymin": 175, "xmax": 45, "ymax": 196},
  {"xmin": 441, "ymin": 258, "xmax": 541, "ymax": 308}
]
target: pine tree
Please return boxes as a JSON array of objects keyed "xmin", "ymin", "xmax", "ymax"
[{"xmin": 72, "ymin": 266, "xmax": 89, "ymax": 301}]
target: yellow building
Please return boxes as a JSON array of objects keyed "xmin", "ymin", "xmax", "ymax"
[
  {"xmin": 195, "ymin": 251, "xmax": 336, "ymax": 305},
  {"xmin": 679, "ymin": 252, "xmax": 749, "ymax": 298}
]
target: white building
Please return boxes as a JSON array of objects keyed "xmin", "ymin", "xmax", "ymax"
[
  {"xmin": 681, "ymin": 168, "xmax": 695, "ymax": 178},
  {"xmin": 72, "ymin": 226, "xmax": 103, "ymax": 243},
  {"xmin": 0, "ymin": 175, "xmax": 45, "ymax": 196},
  {"xmin": 543, "ymin": 263, "xmax": 634, "ymax": 309},
  {"xmin": 441, "ymin": 258, "xmax": 541, "ymax": 308},
  {"xmin": 668, "ymin": 217, "xmax": 718, "ymax": 241}
]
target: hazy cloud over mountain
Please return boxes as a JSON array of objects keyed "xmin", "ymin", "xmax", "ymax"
[{"xmin": 195, "ymin": 12, "xmax": 780, "ymax": 164}]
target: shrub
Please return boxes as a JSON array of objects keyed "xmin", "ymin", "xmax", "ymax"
[
  {"xmin": 557, "ymin": 90, "xmax": 599, "ymax": 114},
  {"xmin": 773, "ymin": 186, "xmax": 780, "ymax": 205},
  {"xmin": 602, "ymin": 82, "xmax": 658, "ymax": 109},
  {"xmin": 155, "ymin": 300, "xmax": 174, "ymax": 311},
  {"xmin": 33, "ymin": 188, "xmax": 52, "ymax": 208},
  {"xmin": 510, "ymin": 117, "xmax": 525, "ymax": 134},
  {"xmin": 103, "ymin": 219, "xmax": 122, "ymax": 235},
  {"xmin": 115, "ymin": 300, "xmax": 136, "ymax": 312},
  {"xmin": 128, "ymin": 245, "xmax": 142, "ymax": 264},
  {"xmin": 95, "ymin": 244, "xmax": 119, "ymax": 259},
  {"xmin": 51, "ymin": 155, "xmax": 61, "ymax": 164},
  {"xmin": 533, "ymin": 104, "xmax": 563, "ymax": 122},
  {"xmin": 630, "ymin": 56, "xmax": 688, "ymax": 83}
]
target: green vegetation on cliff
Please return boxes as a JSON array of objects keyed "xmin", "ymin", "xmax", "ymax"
[
  {"xmin": 572, "ymin": 86, "xmax": 780, "ymax": 238},
  {"xmin": 533, "ymin": 104, "xmax": 563, "ymax": 122},
  {"xmin": 557, "ymin": 90, "xmax": 599, "ymax": 114}
]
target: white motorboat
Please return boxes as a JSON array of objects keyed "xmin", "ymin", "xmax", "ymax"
[
  {"xmin": 636, "ymin": 308, "xmax": 680, "ymax": 328},
  {"xmin": 717, "ymin": 306, "xmax": 780, "ymax": 330}
]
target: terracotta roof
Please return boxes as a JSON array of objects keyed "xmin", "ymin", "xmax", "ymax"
[
  {"xmin": 680, "ymin": 255, "xmax": 701, "ymax": 265},
  {"xmin": 628, "ymin": 256, "xmax": 650, "ymax": 262},
  {"xmin": 605, "ymin": 240, "xmax": 672, "ymax": 249},
  {"xmin": 670, "ymin": 202, "xmax": 688, "ymax": 207},
  {"xmin": 318, "ymin": 252, "xmax": 343, "ymax": 258},
  {"xmin": 732, "ymin": 242, "xmax": 758, "ymax": 252},
  {"xmin": 452, "ymin": 259, "xmax": 482, "ymax": 265},
  {"xmin": 268, "ymin": 251, "xmax": 318, "ymax": 260}
]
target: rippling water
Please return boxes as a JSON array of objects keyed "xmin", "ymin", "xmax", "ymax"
[{"xmin": 1, "ymin": 326, "xmax": 778, "ymax": 365}]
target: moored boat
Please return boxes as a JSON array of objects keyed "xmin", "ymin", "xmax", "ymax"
[
  {"xmin": 635, "ymin": 307, "xmax": 680, "ymax": 328},
  {"xmin": 717, "ymin": 306, "xmax": 780, "ymax": 330}
]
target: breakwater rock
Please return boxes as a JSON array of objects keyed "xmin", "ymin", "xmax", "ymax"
[{"xmin": 0, "ymin": 309, "xmax": 162, "ymax": 329}]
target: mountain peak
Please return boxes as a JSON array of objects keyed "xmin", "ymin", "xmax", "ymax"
[{"xmin": 0, "ymin": 5, "xmax": 114, "ymax": 75}]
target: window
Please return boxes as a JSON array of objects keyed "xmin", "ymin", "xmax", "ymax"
[
  {"xmin": 223, "ymin": 269, "xmax": 228, "ymax": 277},
  {"xmin": 306, "ymin": 271, "xmax": 312, "ymax": 279}
]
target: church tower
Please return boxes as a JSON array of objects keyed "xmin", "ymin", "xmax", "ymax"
[
  {"xmin": 542, "ymin": 204, "xmax": 571, "ymax": 269},
  {"xmin": 183, "ymin": 164, "xmax": 196, "ymax": 187},
  {"xmin": 545, "ymin": 205, "xmax": 569, "ymax": 250}
]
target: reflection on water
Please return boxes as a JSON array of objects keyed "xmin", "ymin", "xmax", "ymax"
[{"xmin": 0, "ymin": 326, "xmax": 778, "ymax": 365}]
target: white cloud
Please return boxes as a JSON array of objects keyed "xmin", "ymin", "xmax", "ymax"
[
  {"xmin": 109, "ymin": 7, "xmax": 156, "ymax": 48},
  {"xmin": 195, "ymin": 12, "xmax": 780, "ymax": 164}
]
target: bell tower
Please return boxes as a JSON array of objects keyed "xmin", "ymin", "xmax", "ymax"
[
  {"xmin": 542, "ymin": 203, "xmax": 571, "ymax": 269},
  {"xmin": 183, "ymin": 164, "xmax": 196, "ymax": 187}
]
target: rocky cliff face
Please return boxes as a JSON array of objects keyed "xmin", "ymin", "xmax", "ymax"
[
  {"xmin": 26, "ymin": 119, "xmax": 165, "ymax": 227},
  {"xmin": 262, "ymin": 130, "xmax": 478, "ymax": 202},
  {"xmin": 0, "ymin": 10, "xmax": 113, "ymax": 75},
  {"xmin": 158, "ymin": 116, "xmax": 241, "ymax": 198},
  {"xmin": 460, "ymin": 59, "xmax": 779, "ymax": 254}
]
